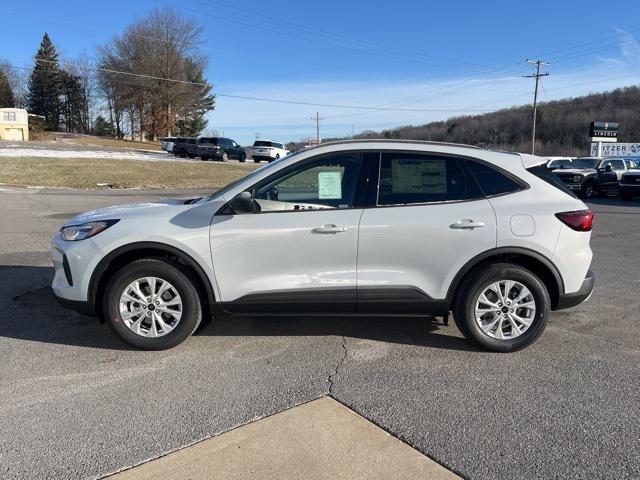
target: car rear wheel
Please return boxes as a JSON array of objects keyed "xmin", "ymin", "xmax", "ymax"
[
  {"xmin": 221, "ymin": 152, "xmax": 228, "ymax": 161},
  {"xmin": 453, "ymin": 263, "xmax": 550, "ymax": 352},
  {"xmin": 103, "ymin": 259, "xmax": 202, "ymax": 350},
  {"xmin": 621, "ymin": 194, "xmax": 633, "ymax": 201},
  {"xmin": 253, "ymin": 158, "xmax": 261, "ymax": 163}
]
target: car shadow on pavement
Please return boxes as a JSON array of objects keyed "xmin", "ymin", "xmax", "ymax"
[
  {"xmin": 587, "ymin": 196, "xmax": 640, "ymax": 210},
  {"xmin": 199, "ymin": 315, "xmax": 476, "ymax": 352},
  {"xmin": 1, "ymin": 265, "xmax": 474, "ymax": 352}
]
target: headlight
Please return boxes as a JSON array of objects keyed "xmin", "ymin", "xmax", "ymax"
[
  {"xmin": 60, "ymin": 220, "xmax": 119, "ymax": 241},
  {"xmin": 573, "ymin": 175, "xmax": 583, "ymax": 183}
]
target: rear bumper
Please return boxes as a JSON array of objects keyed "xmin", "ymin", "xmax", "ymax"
[{"xmin": 554, "ymin": 270, "xmax": 595, "ymax": 310}]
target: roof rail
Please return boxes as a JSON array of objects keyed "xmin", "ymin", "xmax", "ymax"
[{"xmin": 302, "ymin": 138, "xmax": 484, "ymax": 151}]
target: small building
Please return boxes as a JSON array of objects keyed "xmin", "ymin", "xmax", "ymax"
[{"xmin": 0, "ymin": 108, "xmax": 29, "ymax": 141}]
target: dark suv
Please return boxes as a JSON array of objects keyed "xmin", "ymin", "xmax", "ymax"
[
  {"xmin": 551, "ymin": 157, "xmax": 628, "ymax": 198},
  {"xmin": 198, "ymin": 137, "xmax": 246, "ymax": 162}
]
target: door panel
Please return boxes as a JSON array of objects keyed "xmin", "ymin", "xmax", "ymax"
[
  {"xmin": 210, "ymin": 151, "xmax": 367, "ymax": 313},
  {"xmin": 210, "ymin": 209, "xmax": 361, "ymax": 312},
  {"xmin": 357, "ymin": 199, "xmax": 496, "ymax": 304}
]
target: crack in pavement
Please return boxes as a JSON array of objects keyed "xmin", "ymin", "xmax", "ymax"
[{"xmin": 327, "ymin": 336, "xmax": 348, "ymax": 395}]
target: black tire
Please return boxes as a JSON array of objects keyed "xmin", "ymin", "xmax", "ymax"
[
  {"xmin": 179, "ymin": 150, "xmax": 187, "ymax": 158},
  {"xmin": 221, "ymin": 152, "xmax": 228, "ymax": 162},
  {"xmin": 187, "ymin": 153, "xmax": 195, "ymax": 159},
  {"xmin": 240, "ymin": 153, "xmax": 246, "ymax": 163},
  {"xmin": 580, "ymin": 180, "xmax": 595, "ymax": 199},
  {"xmin": 621, "ymin": 194, "xmax": 633, "ymax": 201},
  {"xmin": 453, "ymin": 263, "xmax": 550, "ymax": 352},
  {"xmin": 275, "ymin": 153, "xmax": 280, "ymax": 160},
  {"xmin": 103, "ymin": 259, "xmax": 202, "ymax": 350},
  {"xmin": 254, "ymin": 158, "xmax": 261, "ymax": 163}
]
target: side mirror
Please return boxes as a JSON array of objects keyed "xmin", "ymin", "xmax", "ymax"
[
  {"xmin": 605, "ymin": 164, "xmax": 612, "ymax": 172},
  {"xmin": 228, "ymin": 191, "xmax": 255, "ymax": 214}
]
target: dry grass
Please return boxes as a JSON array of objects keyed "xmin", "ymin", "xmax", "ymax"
[
  {"xmin": 0, "ymin": 157, "xmax": 259, "ymax": 189},
  {"xmin": 53, "ymin": 134, "xmax": 162, "ymax": 151}
]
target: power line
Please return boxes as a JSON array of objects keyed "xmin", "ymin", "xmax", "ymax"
[{"xmin": 524, "ymin": 60, "xmax": 550, "ymax": 155}]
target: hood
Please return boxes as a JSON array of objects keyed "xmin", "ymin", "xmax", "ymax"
[
  {"xmin": 64, "ymin": 197, "xmax": 203, "ymax": 226},
  {"xmin": 552, "ymin": 168, "xmax": 595, "ymax": 175}
]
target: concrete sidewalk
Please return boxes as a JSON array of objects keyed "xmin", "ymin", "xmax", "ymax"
[{"xmin": 108, "ymin": 397, "xmax": 459, "ymax": 480}]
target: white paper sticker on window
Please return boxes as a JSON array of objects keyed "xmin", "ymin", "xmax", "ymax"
[{"xmin": 318, "ymin": 171, "xmax": 342, "ymax": 199}]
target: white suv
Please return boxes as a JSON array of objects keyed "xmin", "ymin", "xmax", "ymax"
[
  {"xmin": 251, "ymin": 140, "xmax": 290, "ymax": 163},
  {"xmin": 52, "ymin": 140, "xmax": 594, "ymax": 352}
]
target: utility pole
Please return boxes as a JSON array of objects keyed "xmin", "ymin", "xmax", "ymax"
[
  {"xmin": 524, "ymin": 59, "xmax": 550, "ymax": 155},
  {"xmin": 352, "ymin": 122, "xmax": 355, "ymax": 138},
  {"xmin": 311, "ymin": 112, "xmax": 323, "ymax": 144}
]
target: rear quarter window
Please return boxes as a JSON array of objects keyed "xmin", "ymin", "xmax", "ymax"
[
  {"xmin": 465, "ymin": 160, "xmax": 526, "ymax": 197},
  {"xmin": 526, "ymin": 165, "xmax": 577, "ymax": 198}
]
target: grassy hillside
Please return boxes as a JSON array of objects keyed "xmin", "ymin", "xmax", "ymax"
[{"xmin": 298, "ymin": 86, "xmax": 640, "ymax": 157}]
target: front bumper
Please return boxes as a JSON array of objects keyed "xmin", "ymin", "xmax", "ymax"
[{"xmin": 554, "ymin": 270, "xmax": 595, "ymax": 310}]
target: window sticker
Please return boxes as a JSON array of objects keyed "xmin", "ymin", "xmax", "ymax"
[
  {"xmin": 318, "ymin": 171, "xmax": 343, "ymax": 199},
  {"xmin": 391, "ymin": 159, "xmax": 447, "ymax": 194}
]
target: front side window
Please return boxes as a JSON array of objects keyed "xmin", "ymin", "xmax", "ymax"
[
  {"xmin": 377, "ymin": 153, "xmax": 480, "ymax": 206},
  {"xmin": 612, "ymin": 159, "xmax": 625, "ymax": 170},
  {"xmin": 254, "ymin": 154, "xmax": 362, "ymax": 212},
  {"xmin": 465, "ymin": 160, "xmax": 525, "ymax": 197}
]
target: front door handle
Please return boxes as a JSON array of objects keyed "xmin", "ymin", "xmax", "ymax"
[
  {"xmin": 311, "ymin": 224, "xmax": 347, "ymax": 234},
  {"xmin": 449, "ymin": 219, "xmax": 486, "ymax": 230}
]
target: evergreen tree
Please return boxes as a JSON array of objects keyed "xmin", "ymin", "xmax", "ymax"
[
  {"xmin": 93, "ymin": 115, "xmax": 112, "ymax": 136},
  {"xmin": 27, "ymin": 33, "xmax": 62, "ymax": 130},
  {"xmin": 0, "ymin": 69, "xmax": 15, "ymax": 107},
  {"xmin": 60, "ymin": 70, "xmax": 87, "ymax": 133},
  {"xmin": 182, "ymin": 64, "xmax": 215, "ymax": 136}
]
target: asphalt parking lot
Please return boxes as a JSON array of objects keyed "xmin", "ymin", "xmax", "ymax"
[{"xmin": 0, "ymin": 186, "xmax": 639, "ymax": 479}]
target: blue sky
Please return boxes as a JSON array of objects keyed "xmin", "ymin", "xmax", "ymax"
[{"xmin": 2, "ymin": 0, "xmax": 640, "ymax": 144}]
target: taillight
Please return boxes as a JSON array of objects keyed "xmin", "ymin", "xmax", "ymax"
[{"xmin": 555, "ymin": 210, "xmax": 594, "ymax": 231}]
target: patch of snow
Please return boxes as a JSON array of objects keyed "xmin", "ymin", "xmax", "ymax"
[{"xmin": 0, "ymin": 147, "xmax": 179, "ymax": 162}]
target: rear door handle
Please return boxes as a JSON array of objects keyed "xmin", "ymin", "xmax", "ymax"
[
  {"xmin": 449, "ymin": 219, "xmax": 486, "ymax": 230},
  {"xmin": 311, "ymin": 224, "xmax": 347, "ymax": 234}
]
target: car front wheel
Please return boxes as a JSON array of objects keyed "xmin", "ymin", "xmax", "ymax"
[
  {"xmin": 453, "ymin": 263, "xmax": 550, "ymax": 352},
  {"xmin": 103, "ymin": 259, "xmax": 202, "ymax": 350}
]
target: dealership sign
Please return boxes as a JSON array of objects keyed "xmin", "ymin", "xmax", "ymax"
[
  {"xmin": 589, "ymin": 121, "xmax": 619, "ymax": 141},
  {"xmin": 590, "ymin": 142, "xmax": 640, "ymax": 157}
]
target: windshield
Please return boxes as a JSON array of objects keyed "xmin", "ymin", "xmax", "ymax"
[{"xmin": 572, "ymin": 158, "xmax": 600, "ymax": 169}]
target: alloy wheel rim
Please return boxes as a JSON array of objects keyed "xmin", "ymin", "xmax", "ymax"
[
  {"xmin": 119, "ymin": 277, "xmax": 182, "ymax": 338},
  {"xmin": 474, "ymin": 280, "xmax": 536, "ymax": 340}
]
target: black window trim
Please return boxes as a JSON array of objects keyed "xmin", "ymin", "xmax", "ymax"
[{"xmin": 215, "ymin": 148, "xmax": 530, "ymax": 215}]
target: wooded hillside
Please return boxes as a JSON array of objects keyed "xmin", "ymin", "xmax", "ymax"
[{"xmin": 351, "ymin": 86, "xmax": 640, "ymax": 156}]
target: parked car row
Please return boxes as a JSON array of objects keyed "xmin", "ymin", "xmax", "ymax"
[
  {"xmin": 160, "ymin": 137, "xmax": 291, "ymax": 163},
  {"xmin": 546, "ymin": 156, "xmax": 640, "ymax": 200}
]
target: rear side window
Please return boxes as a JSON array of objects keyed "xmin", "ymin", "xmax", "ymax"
[
  {"xmin": 377, "ymin": 153, "xmax": 482, "ymax": 205},
  {"xmin": 526, "ymin": 165, "xmax": 577, "ymax": 198},
  {"xmin": 465, "ymin": 160, "xmax": 525, "ymax": 197}
]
